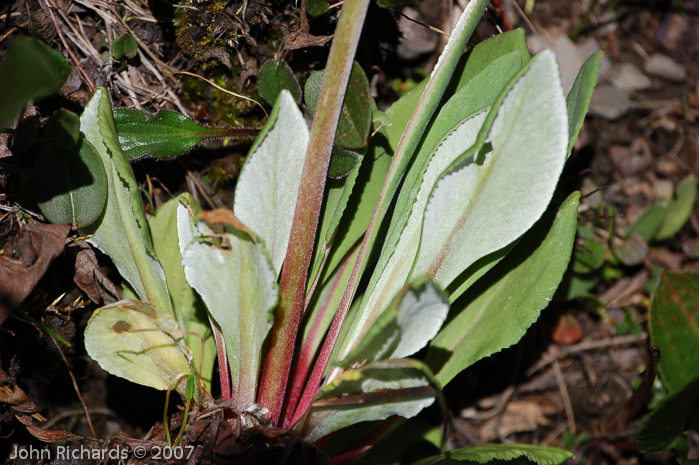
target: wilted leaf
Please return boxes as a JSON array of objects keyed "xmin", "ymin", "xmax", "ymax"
[
  {"xmin": 0, "ymin": 223, "xmax": 70, "ymax": 324},
  {"xmin": 84, "ymin": 300, "xmax": 192, "ymax": 396},
  {"xmin": 182, "ymin": 209, "xmax": 278, "ymax": 409}
]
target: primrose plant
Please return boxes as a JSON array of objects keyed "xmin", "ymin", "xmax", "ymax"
[{"xmin": 38, "ymin": 0, "xmax": 600, "ymax": 461}]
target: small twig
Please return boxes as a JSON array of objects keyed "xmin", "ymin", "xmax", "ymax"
[
  {"xmin": 44, "ymin": 1, "xmax": 96, "ymax": 93},
  {"xmin": 395, "ymin": 9, "xmax": 451, "ymax": 37},
  {"xmin": 510, "ymin": 0, "xmax": 538, "ymax": 35},
  {"xmin": 541, "ymin": 422, "xmax": 568, "ymax": 446},
  {"xmin": 0, "ymin": 26, "xmax": 19, "ymax": 45},
  {"xmin": 460, "ymin": 385, "xmax": 516, "ymax": 421},
  {"xmin": 525, "ymin": 333, "xmax": 648, "ymax": 377},
  {"xmin": 551, "ymin": 353, "xmax": 576, "ymax": 435},
  {"xmin": 49, "ymin": 335, "xmax": 97, "ymax": 437}
]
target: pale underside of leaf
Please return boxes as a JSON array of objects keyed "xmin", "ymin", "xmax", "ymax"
[
  {"xmin": 182, "ymin": 228, "xmax": 278, "ymax": 409},
  {"xmin": 233, "ymin": 91, "xmax": 309, "ymax": 277},
  {"xmin": 342, "ymin": 111, "xmax": 488, "ymax": 357},
  {"xmin": 340, "ymin": 278, "xmax": 449, "ymax": 366},
  {"xmin": 414, "ymin": 50, "xmax": 569, "ymax": 289}
]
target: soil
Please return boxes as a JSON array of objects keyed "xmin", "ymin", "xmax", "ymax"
[{"xmin": 1, "ymin": 0, "xmax": 698, "ymax": 464}]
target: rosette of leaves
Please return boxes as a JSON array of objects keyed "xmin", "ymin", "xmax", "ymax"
[{"xmin": 35, "ymin": 0, "xmax": 600, "ymax": 462}]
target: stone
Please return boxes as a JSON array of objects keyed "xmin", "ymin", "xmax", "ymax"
[
  {"xmin": 588, "ymin": 84, "xmax": 631, "ymax": 120},
  {"xmin": 610, "ymin": 62, "xmax": 652, "ymax": 91},
  {"xmin": 644, "ymin": 54, "xmax": 687, "ymax": 82}
]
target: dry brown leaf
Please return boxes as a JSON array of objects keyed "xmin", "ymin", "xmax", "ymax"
[{"xmin": 0, "ymin": 222, "xmax": 71, "ymax": 325}]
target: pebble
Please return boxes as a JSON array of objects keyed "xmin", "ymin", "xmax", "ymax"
[
  {"xmin": 610, "ymin": 62, "xmax": 652, "ymax": 91},
  {"xmin": 588, "ymin": 84, "xmax": 631, "ymax": 120},
  {"xmin": 643, "ymin": 54, "xmax": 687, "ymax": 82}
]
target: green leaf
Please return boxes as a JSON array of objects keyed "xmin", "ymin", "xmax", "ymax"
[
  {"xmin": 411, "ymin": 444, "xmax": 573, "ymax": 465},
  {"xmin": 32, "ymin": 137, "xmax": 107, "ymax": 227},
  {"xmin": 84, "ymin": 300, "xmax": 191, "ymax": 397},
  {"xmin": 328, "ymin": 147, "xmax": 362, "ymax": 179},
  {"xmin": 413, "ymin": 50, "xmax": 569, "ymax": 290},
  {"xmin": 427, "ymin": 192, "xmax": 579, "ymax": 387},
  {"xmin": 449, "ymin": 29, "xmax": 530, "ymax": 93},
  {"xmin": 339, "ymin": 278, "xmax": 449, "ymax": 367},
  {"xmin": 149, "ymin": 194, "xmax": 215, "ymax": 389},
  {"xmin": 113, "ymin": 108, "xmax": 232, "ymax": 161},
  {"xmin": 317, "ymin": 145, "xmax": 392, "ymax": 287},
  {"xmin": 556, "ymin": 270, "xmax": 600, "ymax": 301},
  {"xmin": 307, "ymin": 148, "xmax": 363, "ymax": 292},
  {"xmin": 572, "ymin": 239, "xmax": 606, "ymax": 273},
  {"xmin": 306, "ymin": 0, "xmax": 330, "ymax": 16},
  {"xmin": 0, "ymin": 36, "xmax": 71, "ymax": 128},
  {"xmin": 638, "ymin": 375, "xmax": 699, "ymax": 452},
  {"xmin": 305, "ymin": 62, "xmax": 372, "ymax": 149},
  {"xmin": 649, "ymin": 270, "xmax": 699, "ymax": 392},
  {"xmin": 655, "ymin": 175, "xmax": 697, "ymax": 240},
  {"xmin": 258, "ymin": 59, "xmax": 301, "ymax": 105},
  {"xmin": 566, "ymin": 51, "xmax": 602, "ymax": 155},
  {"xmin": 41, "ymin": 108, "xmax": 81, "ymax": 146},
  {"xmin": 302, "ymin": 359, "xmax": 436, "ymax": 442},
  {"xmin": 234, "ymin": 90, "xmax": 309, "ymax": 278},
  {"xmin": 182, "ymin": 214, "xmax": 278, "ymax": 409},
  {"xmin": 111, "ymin": 33, "xmax": 138, "ymax": 60},
  {"xmin": 626, "ymin": 204, "xmax": 666, "ymax": 240},
  {"xmin": 80, "ymin": 88, "xmax": 173, "ymax": 314}
]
